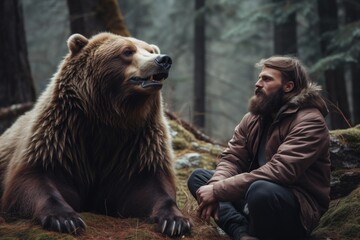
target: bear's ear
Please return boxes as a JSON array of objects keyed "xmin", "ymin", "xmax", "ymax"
[
  {"xmin": 67, "ymin": 34, "xmax": 89, "ymax": 55},
  {"xmin": 151, "ymin": 44, "xmax": 160, "ymax": 54}
]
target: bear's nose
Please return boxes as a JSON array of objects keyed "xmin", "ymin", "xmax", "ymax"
[{"xmin": 155, "ymin": 55, "xmax": 172, "ymax": 71}]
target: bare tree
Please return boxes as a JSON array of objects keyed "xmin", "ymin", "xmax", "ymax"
[
  {"xmin": 193, "ymin": 0, "xmax": 206, "ymax": 129},
  {"xmin": 0, "ymin": 0, "xmax": 35, "ymax": 133},
  {"xmin": 273, "ymin": 0, "xmax": 297, "ymax": 55},
  {"xmin": 317, "ymin": 0, "xmax": 351, "ymax": 129},
  {"xmin": 344, "ymin": 0, "xmax": 360, "ymax": 125},
  {"xmin": 67, "ymin": 0, "xmax": 130, "ymax": 37}
]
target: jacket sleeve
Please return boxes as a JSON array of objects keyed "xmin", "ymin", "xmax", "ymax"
[
  {"xmin": 208, "ymin": 113, "xmax": 252, "ymax": 185},
  {"xmin": 212, "ymin": 109, "xmax": 329, "ymax": 202}
]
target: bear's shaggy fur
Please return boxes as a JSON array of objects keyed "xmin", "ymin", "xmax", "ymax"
[{"xmin": 0, "ymin": 32, "xmax": 191, "ymax": 236}]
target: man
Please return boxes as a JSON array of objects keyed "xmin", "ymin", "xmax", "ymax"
[{"xmin": 187, "ymin": 56, "xmax": 330, "ymax": 240}]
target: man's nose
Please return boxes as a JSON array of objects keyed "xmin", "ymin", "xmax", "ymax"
[{"xmin": 255, "ymin": 79, "xmax": 263, "ymax": 88}]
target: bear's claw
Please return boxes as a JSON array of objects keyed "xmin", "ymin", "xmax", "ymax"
[
  {"xmin": 159, "ymin": 217, "xmax": 192, "ymax": 237},
  {"xmin": 40, "ymin": 215, "xmax": 86, "ymax": 235}
]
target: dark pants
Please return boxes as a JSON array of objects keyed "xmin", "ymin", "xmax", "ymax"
[{"xmin": 187, "ymin": 169, "xmax": 306, "ymax": 240}]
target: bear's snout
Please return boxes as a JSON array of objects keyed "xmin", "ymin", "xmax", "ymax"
[{"xmin": 155, "ymin": 55, "xmax": 172, "ymax": 71}]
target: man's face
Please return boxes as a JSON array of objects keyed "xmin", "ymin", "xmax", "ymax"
[
  {"xmin": 255, "ymin": 67, "xmax": 283, "ymax": 96},
  {"xmin": 248, "ymin": 67, "xmax": 284, "ymax": 116}
]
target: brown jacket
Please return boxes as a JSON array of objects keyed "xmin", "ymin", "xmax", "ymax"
[{"xmin": 208, "ymin": 83, "xmax": 330, "ymax": 233}]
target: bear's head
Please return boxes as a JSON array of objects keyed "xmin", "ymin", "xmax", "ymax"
[{"xmin": 60, "ymin": 32, "xmax": 172, "ymax": 129}]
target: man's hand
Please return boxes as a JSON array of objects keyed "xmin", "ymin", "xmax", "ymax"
[
  {"xmin": 198, "ymin": 202, "xmax": 219, "ymax": 222},
  {"xmin": 196, "ymin": 185, "xmax": 219, "ymax": 222}
]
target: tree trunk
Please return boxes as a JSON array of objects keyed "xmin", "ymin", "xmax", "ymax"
[
  {"xmin": 67, "ymin": 0, "xmax": 130, "ymax": 37},
  {"xmin": 0, "ymin": 0, "xmax": 35, "ymax": 133},
  {"xmin": 317, "ymin": 0, "xmax": 351, "ymax": 129},
  {"xmin": 273, "ymin": 0, "xmax": 297, "ymax": 55},
  {"xmin": 344, "ymin": 0, "xmax": 360, "ymax": 125},
  {"xmin": 193, "ymin": 0, "xmax": 206, "ymax": 129}
]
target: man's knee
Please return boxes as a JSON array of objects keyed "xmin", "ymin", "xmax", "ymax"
[
  {"xmin": 247, "ymin": 180, "xmax": 274, "ymax": 198},
  {"xmin": 246, "ymin": 181, "xmax": 304, "ymax": 238},
  {"xmin": 246, "ymin": 180, "xmax": 284, "ymax": 210},
  {"xmin": 187, "ymin": 169, "xmax": 213, "ymax": 196},
  {"xmin": 246, "ymin": 180, "xmax": 296, "ymax": 213}
]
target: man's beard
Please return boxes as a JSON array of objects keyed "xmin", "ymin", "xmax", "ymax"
[{"xmin": 248, "ymin": 87, "xmax": 285, "ymax": 117}]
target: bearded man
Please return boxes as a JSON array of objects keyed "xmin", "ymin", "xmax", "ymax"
[{"xmin": 187, "ymin": 56, "xmax": 331, "ymax": 240}]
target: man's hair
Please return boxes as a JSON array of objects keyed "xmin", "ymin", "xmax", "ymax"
[{"xmin": 255, "ymin": 56, "xmax": 311, "ymax": 102}]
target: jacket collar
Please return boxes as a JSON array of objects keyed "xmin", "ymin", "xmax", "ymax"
[
  {"xmin": 273, "ymin": 82, "xmax": 328, "ymax": 120},
  {"xmin": 286, "ymin": 82, "xmax": 328, "ymax": 117}
]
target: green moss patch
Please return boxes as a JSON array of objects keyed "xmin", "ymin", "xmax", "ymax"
[
  {"xmin": 330, "ymin": 124, "xmax": 360, "ymax": 151},
  {"xmin": 313, "ymin": 187, "xmax": 360, "ymax": 240}
]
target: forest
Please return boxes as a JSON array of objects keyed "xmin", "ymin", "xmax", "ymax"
[{"xmin": 1, "ymin": 0, "xmax": 360, "ymax": 142}]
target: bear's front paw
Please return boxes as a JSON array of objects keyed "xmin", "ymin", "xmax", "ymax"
[
  {"xmin": 40, "ymin": 213, "xmax": 87, "ymax": 235},
  {"xmin": 157, "ymin": 215, "xmax": 192, "ymax": 237}
]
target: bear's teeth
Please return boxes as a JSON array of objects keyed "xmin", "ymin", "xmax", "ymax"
[{"xmin": 150, "ymin": 75, "xmax": 154, "ymax": 81}]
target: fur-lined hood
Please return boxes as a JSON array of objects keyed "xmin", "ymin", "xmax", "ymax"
[{"xmin": 287, "ymin": 82, "xmax": 328, "ymax": 117}]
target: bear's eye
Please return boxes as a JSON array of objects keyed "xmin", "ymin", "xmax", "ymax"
[{"xmin": 123, "ymin": 48, "xmax": 134, "ymax": 57}]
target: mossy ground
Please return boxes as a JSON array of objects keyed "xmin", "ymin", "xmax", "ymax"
[
  {"xmin": 1, "ymin": 122, "xmax": 359, "ymax": 239},
  {"xmin": 312, "ymin": 187, "xmax": 360, "ymax": 240},
  {"xmin": 0, "ymin": 212, "xmax": 228, "ymax": 240}
]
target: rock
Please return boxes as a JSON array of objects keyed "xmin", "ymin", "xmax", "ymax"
[
  {"xmin": 330, "ymin": 169, "xmax": 360, "ymax": 199},
  {"xmin": 311, "ymin": 125, "xmax": 360, "ymax": 240},
  {"xmin": 191, "ymin": 142, "xmax": 224, "ymax": 155},
  {"xmin": 175, "ymin": 152, "xmax": 202, "ymax": 169},
  {"xmin": 330, "ymin": 136, "xmax": 360, "ymax": 169},
  {"xmin": 328, "ymin": 125, "xmax": 360, "ymax": 200},
  {"xmin": 313, "ymin": 187, "xmax": 360, "ymax": 240},
  {"xmin": 329, "ymin": 125, "xmax": 360, "ymax": 169}
]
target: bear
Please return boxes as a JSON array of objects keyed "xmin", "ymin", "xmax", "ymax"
[{"xmin": 0, "ymin": 32, "xmax": 191, "ymax": 237}]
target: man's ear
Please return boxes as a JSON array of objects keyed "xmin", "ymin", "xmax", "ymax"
[{"xmin": 283, "ymin": 81, "xmax": 294, "ymax": 93}]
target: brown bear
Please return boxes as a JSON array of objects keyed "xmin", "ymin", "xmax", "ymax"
[{"xmin": 0, "ymin": 32, "xmax": 191, "ymax": 237}]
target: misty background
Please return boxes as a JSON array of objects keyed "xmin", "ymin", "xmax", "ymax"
[{"xmin": 20, "ymin": 0, "xmax": 359, "ymax": 143}]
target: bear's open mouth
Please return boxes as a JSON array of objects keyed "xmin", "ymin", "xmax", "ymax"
[{"xmin": 129, "ymin": 72, "xmax": 168, "ymax": 88}]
